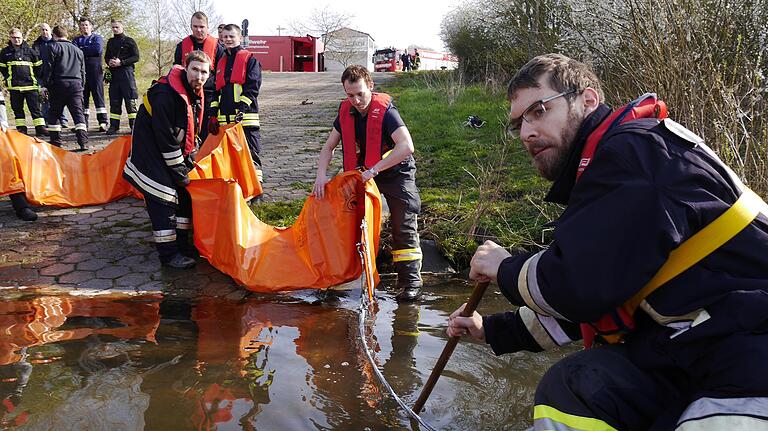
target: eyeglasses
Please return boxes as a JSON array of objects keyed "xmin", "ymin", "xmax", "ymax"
[{"xmin": 506, "ymin": 89, "xmax": 576, "ymax": 138}]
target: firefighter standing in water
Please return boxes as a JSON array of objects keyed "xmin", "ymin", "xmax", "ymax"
[
  {"xmin": 104, "ymin": 20, "xmax": 139, "ymax": 135},
  {"xmin": 122, "ymin": 51, "xmax": 210, "ymax": 269},
  {"xmin": 312, "ymin": 65, "xmax": 423, "ymax": 301},
  {"xmin": 0, "ymin": 28, "xmax": 46, "ymax": 136},
  {"xmin": 73, "ymin": 17, "xmax": 108, "ymax": 132},
  {"xmin": 173, "ymin": 11, "xmax": 223, "ymax": 143},
  {"xmin": 207, "ymin": 24, "xmax": 263, "ymax": 183},
  {"xmin": 448, "ymin": 54, "xmax": 768, "ymax": 430}
]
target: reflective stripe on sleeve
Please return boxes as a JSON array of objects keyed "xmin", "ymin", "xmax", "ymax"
[
  {"xmin": 162, "ymin": 149, "xmax": 184, "ymax": 165},
  {"xmin": 533, "ymin": 405, "xmax": 618, "ymax": 431},
  {"xmin": 123, "ymin": 159, "xmax": 178, "ymax": 203},
  {"xmin": 176, "ymin": 217, "xmax": 191, "ymax": 230},
  {"xmin": 128, "ymin": 112, "xmax": 137, "ymax": 119},
  {"xmin": 676, "ymin": 397, "xmax": 768, "ymax": 429},
  {"xmin": 32, "ymin": 117, "xmax": 45, "ymax": 126},
  {"xmin": 518, "ymin": 306, "xmax": 573, "ymax": 350},
  {"xmin": 517, "ymin": 251, "xmax": 567, "ymax": 320},
  {"xmin": 239, "ymin": 95, "xmax": 252, "ymax": 106},
  {"xmin": 392, "ymin": 248, "xmax": 422, "ymax": 263}
]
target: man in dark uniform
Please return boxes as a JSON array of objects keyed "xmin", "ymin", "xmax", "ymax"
[
  {"xmin": 448, "ymin": 54, "xmax": 768, "ymax": 430},
  {"xmin": 73, "ymin": 17, "xmax": 108, "ymax": 132},
  {"xmin": 1, "ymin": 91, "xmax": 37, "ymax": 221},
  {"xmin": 104, "ymin": 20, "xmax": 139, "ymax": 135},
  {"xmin": 32, "ymin": 23, "xmax": 68, "ymax": 129},
  {"xmin": 208, "ymin": 24, "xmax": 263, "ymax": 182},
  {"xmin": 0, "ymin": 28, "xmax": 46, "ymax": 136},
  {"xmin": 312, "ymin": 65, "xmax": 423, "ymax": 301},
  {"xmin": 173, "ymin": 11, "xmax": 223, "ymax": 143},
  {"xmin": 123, "ymin": 51, "xmax": 211, "ymax": 269},
  {"xmin": 41, "ymin": 26, "xmax": 88, "ymax": 150}
]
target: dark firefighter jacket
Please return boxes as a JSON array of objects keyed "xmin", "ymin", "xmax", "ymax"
[
  {"xmin": 212, "ymin": 45, "xmax": 261, "ymax": 127},
  {"xmin": 483, "ymin": 103, "xmax": 768, "ymax": 357},
  {"xmin": 173, "ymin": 35, "xmax": 223, "ymax": 95},
  {"xmin": 123, "ymin": 66, "xmax": 203, "ymax": 207},
  {"xmin": 104, "ymin": 33, "xmax": 139, "ymax": 80},
  {"xmin": 0, "ymin": 42, "xmax": 42, "ymax": 91},
  {"xmin": 41, "ymin": 40, "xmax": 85, "ymax": 87}
]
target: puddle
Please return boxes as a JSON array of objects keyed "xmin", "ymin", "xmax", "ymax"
[{"xmin": 0, "ymin": 278, "xmax": 573, "ymax": 430}]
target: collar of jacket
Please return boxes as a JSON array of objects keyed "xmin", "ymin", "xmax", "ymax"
[
  {"xmin": 544, "ymin": 103, "xmax": 612, "ymax": 205},
  {"xmin": 226, "ymin": 45, "xmax": 242, "ymax": 56}
]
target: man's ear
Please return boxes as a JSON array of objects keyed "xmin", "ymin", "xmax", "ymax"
[
  {"xmin": 582, "ymin": 87, "xmax": 600, "ymax": 115},
  {"xmin": 369, "ymin": 81, "xmax": 375, "ymax": 91}
]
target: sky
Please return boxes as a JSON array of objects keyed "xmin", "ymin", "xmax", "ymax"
[{"xmin": 216, "ymin": 0, "xmax": 464, "ymax": 52}]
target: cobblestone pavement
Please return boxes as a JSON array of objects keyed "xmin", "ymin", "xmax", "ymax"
[{"xmin": 0, "ymin": 72, "xmax": 396, "ymax": 296}]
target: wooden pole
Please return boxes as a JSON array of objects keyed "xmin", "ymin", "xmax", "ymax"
[{"xmin": 412, "ymin": 281, "xmax": 490, "ymax": 413}]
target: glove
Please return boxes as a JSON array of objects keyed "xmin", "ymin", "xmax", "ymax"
[
  {"xmin": 234, "ymin": 111, "xmax": 244, "ymax": 123},
  {"xmin": 208, "ymin": 117, "xmax": 220, "ymax": 135}
]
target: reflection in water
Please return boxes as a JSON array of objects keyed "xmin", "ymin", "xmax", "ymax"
[{"xmin": 0, "ymin": 282, "xmax": 569, "ymax": 430}]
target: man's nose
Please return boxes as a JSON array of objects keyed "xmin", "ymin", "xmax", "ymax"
[{"xmin": 520, "ymin": 120, "xmax": 538, "ymax": 140}]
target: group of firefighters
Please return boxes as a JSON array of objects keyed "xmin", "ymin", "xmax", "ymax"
[{"xmin": 2, "ymin": 9, "xmax": 768, "ymax": 430}]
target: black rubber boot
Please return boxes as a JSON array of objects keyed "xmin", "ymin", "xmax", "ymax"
[
  {"xmin": 395, "ymin": 286, "xmax": 422, "ymax": 302},
  {"xmin": 156, "ymin": 242, "xmax": 196, "ymax": 269},
  {"xmin": 35, "ymin": 125, "xmax": 48, "ymax": 137},
  {"xmin": 75, "ymin": 130, "xmax": 88, "ymax": 151},
  {"xmin": 48, "ymin": 130, "xmax": 63, "ymax": 147},
  {"xmin": 17, "ymin": 126, "xmax": 28, "ymax": 135},
  {"xmin": 176, "ymin": 229, "xmax": 199, "ymax": 258},
  {"xmin": 15, "ymin": 207, "xmax": 38, "ymax": 222},
  {"xmin": 10, "ymin": 193, "xmax": 37, "ymax": 221},
  {"xmin": 163, "ymin": 253, "xmax": 196, "ymax": 269}
]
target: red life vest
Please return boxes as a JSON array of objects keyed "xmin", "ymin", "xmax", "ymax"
[
  {"xmin": 181, "ymin": 35, "xmax": 218, "ymax": 69},
  {"xmin": 155, "ymin": 65, "xmax": 204, "ymax": 155},
  {"xmin": 216, "ymin": 49, "xmax": 251, "ymax": 91},
  {"xmin": 339, "ymin": 92, "xmax": 392, "ymax": 171},
  {"xmin": 576, "ymin": 93, "xmax": 668, "ymax": 348}
]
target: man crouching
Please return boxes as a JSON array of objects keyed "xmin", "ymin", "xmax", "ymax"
[{"xmin": 123, "ymin": 51, "xmax": 210, "ymax": 269}]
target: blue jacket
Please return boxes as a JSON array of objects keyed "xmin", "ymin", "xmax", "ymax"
[{"xmin": 484, "ymin": 103, "xmax": 768, "ymax": 356}]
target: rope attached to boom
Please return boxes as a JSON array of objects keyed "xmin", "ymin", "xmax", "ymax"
[{"xmin": 355, "ymin": 219, "xmax": 438, "ymax": 431}]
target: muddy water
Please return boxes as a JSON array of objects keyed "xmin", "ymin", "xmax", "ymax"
[{"xmin": 0, "ymin": 278, "xmax": 575, "ymax": 430}]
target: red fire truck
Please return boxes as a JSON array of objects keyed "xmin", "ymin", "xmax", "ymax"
[
  {"xmin": 373, "ymin": 47, "xmax": 459, "ymax": 72},
  {"xmin": 373, "ymin": 47, "xmax": 401, "ymax": 72}
]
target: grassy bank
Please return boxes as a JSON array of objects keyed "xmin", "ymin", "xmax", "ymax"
[{"xmin": 253, "ymin": 71, "xmax": 559, "ymax": 271}]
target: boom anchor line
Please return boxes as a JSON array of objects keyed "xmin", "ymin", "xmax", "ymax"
[{"xmin": 355, "ymin": 218, "xmax": 438, "ymax": 431}]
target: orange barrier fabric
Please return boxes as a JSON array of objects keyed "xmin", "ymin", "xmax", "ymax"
[
  {"xmin": 1, "ymin": 125, "xmax": 380, "ymax": 292},
  {"xmin": 0, "ymin": 131, "xmax": 137, "ymax": 206},
  {"xmin": 187, "ymin": 171, "xmax": 381, "ymax": 292}
]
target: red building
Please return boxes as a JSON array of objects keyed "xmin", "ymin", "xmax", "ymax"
[{"xmin": 244, "ymin": 36, "xmax": 324, "ymax": 72}]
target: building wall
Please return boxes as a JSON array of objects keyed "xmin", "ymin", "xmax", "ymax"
[{"xmin": 323, "ymin": 30, "xmax": 374, "ymax": 72}]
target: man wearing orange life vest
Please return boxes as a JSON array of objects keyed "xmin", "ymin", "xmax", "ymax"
[
  {"xmin": 313, "ymin": 65, "xmax": 423, "ymax": 301},
  {"xmin": 208, "ymin": 24, "xmax": 263, "ymax": 183},
  {"xmin": 448, "ymin": 54, "xmax": 768, "ymax": 430},
  {"xmin": 122, "ymin": 51, "xmax": 210, "ymax": 269},
  {"xmin": 173, "ymin": 11, "xmax": 223, "ymax": 143}
]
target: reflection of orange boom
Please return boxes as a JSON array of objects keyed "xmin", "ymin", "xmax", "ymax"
[{"xmin": 0, "ymin": 294, "xmax": 162, "ymax": 366}]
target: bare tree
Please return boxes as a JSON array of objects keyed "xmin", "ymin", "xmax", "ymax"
[
  {"xmin": 1, "ymin": 0, "xmax": 68, "ymax": 39},
  {"xmin": 323, "ymin": 28, "xmax": 362, "ymax": 68},
  {"xmin": 60, "ymin": 0, "xmax": 132, "ymax": 33},
  {"xmin": 168, "ymin": 0, "xmax": 222, "ymax": 40},
  {"xmin": 290, "ymin": 5, "xmax": 353, "ymax": 49},
  {"xmin": 143, "ymin": 0, "xmax": 174, "ymax": 76}
]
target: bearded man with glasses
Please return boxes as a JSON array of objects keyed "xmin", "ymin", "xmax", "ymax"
[{"xmin": 447, "ymin": 53, "xmax": 768, "ymax": 431}]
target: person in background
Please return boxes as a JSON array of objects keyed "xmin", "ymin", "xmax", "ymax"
[
  {"xmin": 123, "ymin": 51, "xmax": 211, "ymax": 269},
  {"xmin": 312, "ymin": 65, "xmax": 423, "ymax": 301},
  {"xmin": 0, "ymin": 91, "xmax": 37, "ymax": 221},
  {"xmin": 32, "ymin": 23, "xmax": 68, "ymax": 130},
  {"xmin": 104, "ymin": 20, "xmax": 139, "ymax": 135},
  {"xmin": 447, "ymin": 53, "xmax": 768, "ymax": 430},
  {"xmin": 400, "ymin": 49, "xmax": 411, "ymax": 72},
  {"xmin": 73, "ymin": 17, "xmax": 108, "ymax": 132},
  {"xmin": 41, "ymin": 26, "xmax": 88, "ymax": 151},
  {"xmin": 174, "ymin": 11, "xmax": 224, "ymax": 143},
  {"xmin": 208, "ymin": 24, "xmax": 263, "ymax": 183},
  {"xmin": 0, "ymin": 28, "xmax": 46, "ymax": 136}
]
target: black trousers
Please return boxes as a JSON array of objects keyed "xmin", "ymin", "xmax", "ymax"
[
  {"xmin": 375, "ymin": 165, "xmax": 422, "ymax": 289},
  {"xmin": 145, "ymin": 187, "xmax": 192, "ymax": 263},
  {"xmin": 83, "ymin": 64, "xmax": 107, "ymax": 127},
  {"xmin": 47, "ymin": 80, "xmax": 87, "ymax": 148},
  {"xmin": 108, "ymin": 75, "xmax": 138, "ymax": 130},
  {"xmin": 9, "ymin": 90, "xmax": 43, "ymax": 132}
]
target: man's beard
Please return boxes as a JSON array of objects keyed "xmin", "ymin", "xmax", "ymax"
[{"xmin": 534, "ymin": 107, "xmax": 583, "ymax": 181}]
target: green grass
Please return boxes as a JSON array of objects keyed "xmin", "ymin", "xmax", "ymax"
[{"xmin": 250, "ymin": 200, "xmax": 304, "ymax": 227}]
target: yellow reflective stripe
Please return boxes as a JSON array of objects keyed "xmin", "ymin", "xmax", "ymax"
[
  {"xmin": 392, "ymin": 247, "xmax": 422, "ymax": 262},
  {"xmin": 128, "ymin": 112, "xmax": 137, "ymax": 119},
  {"xmin": 241, "ymin": 120, "xmax": 260, "ymax": 127},
  {"xmin": 47, "ymin": 125, "xmax": 62, "ymax": 131},
  {"xmin": 14, "ymin": 119, "xmax": 26, "ymax": 126},
  {"xmin": 233, "ymin": 83, "xmax": 243, "ymax": 104},
  {"xmin": 0, "ymin": 62, "xmax": 6, "ymax": 67},
  {"xmin": 9, "ymin": 85, "xmax": 38, "ymax": 91},
  {"xmin": 32, "ymin": 60, "xmax": 43, "ymax": 66},
  {"xmin": 110, "ymin": 113, "xmax": 121, "ymax": 120},
  {"xmin": 241, "ymin": 113, "xmax": 259, "ymax": 120},
  {"xmin": 239, "ymin": 95, "xmax": 252, "ymax": 106},
  {"xmin": 534, "ymin": 405, "xmax": 618, "ymax": 431},
  {"xmin": 7, "ymin": 61, "xmax": 34, "ymax": 66},
  {"xmin": 32, "ymin": 117, "xmax": 45, "ymax": 126},
  {"xmin": 210, "ymin": 100, "xmax": 219, "ymax": 108},
  {"xmin": 143, "ymin": 93, "xmax": 152, "ymax": 116},
  {"xmin": 626, "ymin": 188, "xmax": 765, "ymax": 316}
]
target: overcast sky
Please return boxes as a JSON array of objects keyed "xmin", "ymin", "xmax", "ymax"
[{"xmin": 216, "ymin": 0, "xmax": 464, "ymax": 51}]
